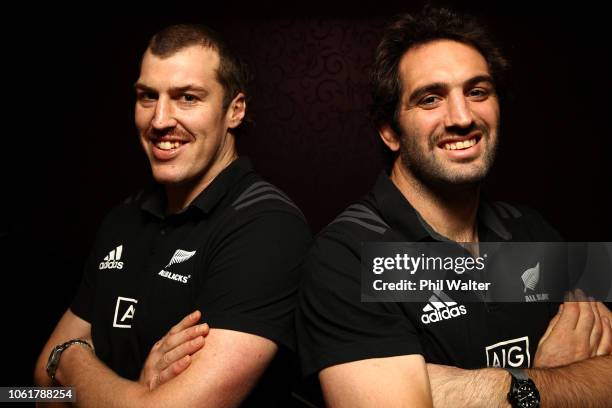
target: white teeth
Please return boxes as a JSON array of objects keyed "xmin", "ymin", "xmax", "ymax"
[
  {"xmin": 443, "ymin": 137, "xmax": 477, "ymax": 150},
  {"xmin": 155, "ymin": 141, "xmax": 183, "ymax": 150}
]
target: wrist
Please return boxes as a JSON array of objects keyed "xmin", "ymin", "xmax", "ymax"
[
  {"xmin": 52, "ymin": 340, "xmax": 95, "ymax": 385},
  {"xmin": 506, "ymin": 368, "xmax": 540, "ymax": 408},
  {"xmin": 477, "ymin": 368, "xmax": 512, "ymax": 408}
]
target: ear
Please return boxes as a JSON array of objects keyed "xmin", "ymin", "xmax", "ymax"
[
  {"xmin": 227, "ymin": 92, "xmax": 246, "ymax": 129},
  {"xmin": 378, "ymin": 123, "xmax": 401, "ymax": 152}
]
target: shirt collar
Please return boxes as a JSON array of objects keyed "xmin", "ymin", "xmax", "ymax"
[
  {"xmin": 140, "ymin": 157, "xmax": 255, "ymax": 219},
  {"xmin": 372, "ymin": 172, "xmax": 512, "ymax": 242}
]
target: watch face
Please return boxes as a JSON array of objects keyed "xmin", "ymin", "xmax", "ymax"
[{"xmin": 510, "ymin": 378, "xmax": 540, "ymax": 408}]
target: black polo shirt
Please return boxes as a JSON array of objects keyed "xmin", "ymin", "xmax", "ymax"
[
  {"xmin": 297, "ymin": 173, "xmax": 564, "ymax": 376},
  {"xmin": 71, "ymin": 157, "xmax": 311, "ymax": 406}
]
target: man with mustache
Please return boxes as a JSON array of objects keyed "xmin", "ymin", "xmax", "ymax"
[
  {"xmin": 295, "ymin": 8, "xmax": 612, "ymax": 407},
  {"xmin": 33, "ymin": 24, "xmax": 310, "ymax": 407}
]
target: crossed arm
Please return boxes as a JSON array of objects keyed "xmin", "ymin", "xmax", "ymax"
[
  {"xmin": 426, "ymin": 300, "xmax": 612, "ymax": 408},
  {"xmin": 319, "ymin": 355, "xmax": 433, "ymax": 408},
  {"xmin": 144, "ymin": 327, "xmax": 434, "ymax": 407},
  {"xmin": 148, "ymin": 299, "xmax": 612, "ymax": 408},
  {"xmin": 34, "ymin": 309, "xmax": 277, "ymax": 408},
  {"xmin": 37, "ymin": 298, "xmax": 611, "ymax": 408}
]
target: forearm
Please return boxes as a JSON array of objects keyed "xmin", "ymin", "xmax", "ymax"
[
  {"xmin": 528, "ymin": 355, "xmax": 612, "ymax": 408},
  {"xmin": 55, "ymin": 346, "xmax": 151, "ymax": 408},
  {"xmin": 427, "ymin": 364, "xmax": 510, "ymax": 408},
  {"xmin": 54, "ymin": 328, "xmax": 277, "ymax": 408},
  {"xmin": 428, "ymin": 355, "xmax": 612, "ymax": 408}
]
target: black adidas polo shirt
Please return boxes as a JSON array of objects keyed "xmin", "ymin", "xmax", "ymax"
[
  {"xmin": 297, "ymin": 173, "xmax": 564, "ymax": 376},
  {"xmin": 71, "ymin": 157, "xmax": 311, "ymax": 406}
]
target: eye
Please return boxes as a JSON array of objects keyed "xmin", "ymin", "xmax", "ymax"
[
  {"xmin": 467, "ymin": 87, "xmax": 490, "ymax": 101},
  {"xmin": 418, "ymin": 94, "xmax": 443, "ymax": 109},
  {"xmin": 137, "ymin": 91, "xmax": 157, "ymax": 102},
  {"xmin": 180, "ymin": 93, "xmax": 198, "ymax": 103}
]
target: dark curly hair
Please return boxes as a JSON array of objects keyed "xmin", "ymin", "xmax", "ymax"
[{"xmin": 370, "ymin": 7, "xmax": 509, "ymax": 165}]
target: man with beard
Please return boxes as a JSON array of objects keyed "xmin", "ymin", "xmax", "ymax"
[
  {"xmin": 296, "ymin": 8, "xmax": 612, "ymax": 407},
  {"xmin": 33, "ymin": 24, "xmax": 310, "ymax": 407}
]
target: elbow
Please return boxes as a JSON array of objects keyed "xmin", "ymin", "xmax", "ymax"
[
  {"xmin": 33, "ymin": 364, "xmax": 49, "ymax": 387},
  {"xmin": 33, "ymin": 351, "xmax": 52, "ymax": 387}
]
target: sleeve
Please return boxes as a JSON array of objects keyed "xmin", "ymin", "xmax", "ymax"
[
  {"xmin": 195, "ymin": 211, "xmax": 311, "ymax": 351},
  {"xmin": 69, "ymin": 206, "xmax": 123, "ymax": 322},
  {"xmin": 296, "ymin": 231, "xmax": 423, "ymax": 377},
  {"xmin": 69, "ymin": 248, "xmax": 98, "ymax": 322}
]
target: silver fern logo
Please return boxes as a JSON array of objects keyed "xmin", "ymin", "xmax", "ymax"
[
  {"xmin": 521, "ymin": 263, "xmax": 540, "ymax": 292},
  {"xmin": 157, "ymin": 249, "xmax": 197, "ymax": 284},
  {"xmin": 165, "ymin": 249, "xmax": 197, "ymax": 268}
]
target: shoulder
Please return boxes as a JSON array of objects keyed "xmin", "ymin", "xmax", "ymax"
[
  {"xmin": 491, "ymin": 201, "xmax": 563, "ymax": 241},
  {"xmin": 92, "ymin": 189, "xmax": 148, "ymax": 234},
  {"xmin": 231, "ymin": 179, "xmax": 305, "ymax": 220},
  {"xmin": 328, "ymin": 202, "xmax": 390, "ymax": 236},
  {"xmin": 219, "ymin": 178, "xmax": 311, "ymax": 244},
  {"xmin": 314, "ymin": 199, "xmax": 389, "ymax": 254},
  {"xmin": 302, "ymin": 199, "xmax": 390, "ymax": 286}
]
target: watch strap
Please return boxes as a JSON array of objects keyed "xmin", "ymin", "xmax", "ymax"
[
  {"xmin": 506, "ymin": 367, "xmax": 529, "ymax": 380},
  {"xmin": 505, "ymin": 367, "xmax": 540, "ymax": 408},
  {"xmin": 46, "ymin": 339, "xmax": 94, "ymax": 381}
]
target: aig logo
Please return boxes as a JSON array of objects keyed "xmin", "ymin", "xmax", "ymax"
[
  {"xmin": 485, "ymin": 336, "xmax": 530, "ymax": 368},
  {"xmin": 113, "ymin": 296, "xmax": 138, "ymax": 328}
]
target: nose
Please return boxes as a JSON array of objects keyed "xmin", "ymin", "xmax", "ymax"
[
  {"xmin": 444, "ymin": 93, "xmax": 474, "ymax": 129},
  {"xmin": 151, "ymin": 96, "xmax": 177, "ymax": 130}
]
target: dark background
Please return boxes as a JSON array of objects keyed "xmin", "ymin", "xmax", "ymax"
[{"xmin": 1, "ymin": 1, "xmax": 610, "ymax": 399}]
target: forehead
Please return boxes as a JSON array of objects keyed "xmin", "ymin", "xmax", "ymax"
[
  {"xmin": 138, "ymin": 45, "xmax": 221, "ymax": 88},
  {"xmin": 399, "ymin": 40, "xmax": 490, "ymax": 95}
]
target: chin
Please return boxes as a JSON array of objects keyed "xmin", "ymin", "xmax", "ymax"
[
  {"xmin": 151, "ymin": 169, "xmax": 183, "ymax": 186},
  {"xmin": 444, "ymin": 170, "xmax": 489, "ymax": 187}
]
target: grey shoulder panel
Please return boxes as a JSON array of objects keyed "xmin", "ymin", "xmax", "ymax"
[
  {"xmin": 232, "ymin": 180, "xmax": 303, "ymax": 216},
  {"xmin": 329, "ymin": 203, "xmax": 389, "ymax": 234},
  {"xmin": 123, "ymin": 189, "xmax": 145, "ymax": 205},
  {"xmin": 495, "ymin": 201, "xmax": 522, "ymax": 219}
]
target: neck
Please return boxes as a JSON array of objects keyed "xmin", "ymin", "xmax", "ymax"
[
  {"xmin": 389, "ymin": 161, "xmax": 480, "ymax": 243},
  {"xmin": 165, "ymin": 145, "xmax": 238, "ymax": 215}
]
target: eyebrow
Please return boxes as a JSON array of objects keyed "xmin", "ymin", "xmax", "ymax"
[
  {"xmin": 407, "ymin": 74, "xmax": 495, "ymax": 105},
  {"xmin": 133, "ymin": 83, "xmax": 209, "ymax": 96}
]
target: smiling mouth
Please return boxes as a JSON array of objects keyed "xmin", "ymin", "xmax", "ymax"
[
  {"xmin": 440, "ymin": 135, "xmax": 481, "ymax": 151},
  {"xmin": 153, "ymin": 140, "xmax": 186, "ymax": 151}
]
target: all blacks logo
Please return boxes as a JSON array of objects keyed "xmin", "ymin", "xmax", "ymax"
[{"xmin": 485, "ymin": 336, "xmax": 531, "ymax": 368}]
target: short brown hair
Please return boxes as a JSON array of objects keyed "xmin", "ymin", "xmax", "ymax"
[{"xmin": 147, "ymin": 24, "xmax": 252, "ymax": 134}]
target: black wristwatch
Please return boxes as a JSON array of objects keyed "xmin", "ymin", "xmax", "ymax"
[
  {"xmin": 46, "ymin": 339, "xmax": 94, "ymax": 381},
  {"xmin": 506, "ymin": 368, "xmax": 540, "ymax": 408}
]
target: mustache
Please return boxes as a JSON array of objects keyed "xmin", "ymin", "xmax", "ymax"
[{"xmin": 146, "ymin": 126, "xmax": 191, "ymax": 140}]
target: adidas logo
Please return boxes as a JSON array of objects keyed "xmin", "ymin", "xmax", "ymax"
[
  {"xmin": 99, "ymin": 245, "xmax": 124, "ymax": 270},
  {"xmin": 420, "ymin": 291, "xmax": 467, "ymax": 325}
]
